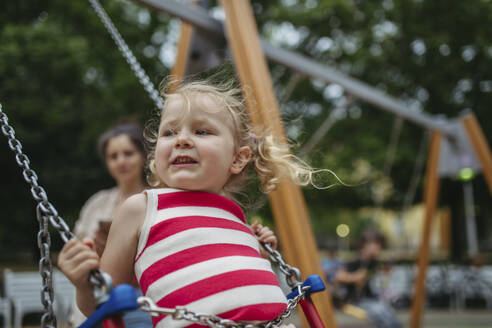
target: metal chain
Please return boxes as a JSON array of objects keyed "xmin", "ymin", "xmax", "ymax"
[
  {"xmin": 0, "ymin": 104, "xmax": 75, "ymax": 243},
  {"xmin": 87, "ymin": 0, "xmax": 164, "ymax": 109},
  {"xmin": 2, "ymin": 103, "xmax": 307, "ymax": 328},
  {"xmin": 37, "ymin": 205, "xmax": 56, "ymax": 328},
  {"xmin": 136, "ymin": 243, "xmax": 306, "ymax": 328},
  {"xmin": 137, "ymin": 287, "xmax": 308, "ymax": 328},
  {"xmin": 1, "ymin": 103, "xmax": 76, "ymax": 327},
  {"xmin": 262, "ymin": 243, "xmax": 302, "ymax": 288}
]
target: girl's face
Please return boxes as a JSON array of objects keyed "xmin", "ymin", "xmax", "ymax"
[
  {"xmin": 105, "ymin": 134, "xmax": 145, "ymax": 186},
  {"xmin": 155, "ymin": 94, "xmax": 250, "ymax": 193}
]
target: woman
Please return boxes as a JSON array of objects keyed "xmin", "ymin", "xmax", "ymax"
[{"xmin": 70, "ymin": 121, "xmax": 152, "ymax": 327}]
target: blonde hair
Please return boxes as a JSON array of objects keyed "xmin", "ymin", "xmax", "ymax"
[{"xmin": 145, "ymin": 77, "xmax": 326, "ymax": 199}]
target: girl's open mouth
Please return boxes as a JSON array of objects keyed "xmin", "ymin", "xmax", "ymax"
[{"xmin": 172, "ymin": 156, "xmax": 197, "ymax": 165}]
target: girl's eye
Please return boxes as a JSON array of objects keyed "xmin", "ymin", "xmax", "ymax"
[
  {"xmin": 163, "ymin": 129, "xmax": 176, "ymax": 136},
  {"xmin": 195, "ymin": 129, "xmax": 209, "ymax": 135},
  {"xmin": 124, "ymin": 150, "xmax": 135, "ymax": 157}
]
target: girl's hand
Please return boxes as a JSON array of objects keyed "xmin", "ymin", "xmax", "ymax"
[
  {"xmin": 57, "ymin": 237, "xmax": 100, "ymax": 289},
  {"xmin": 250, "ymin": 220, "xmax": 278, "ymax": 259}
]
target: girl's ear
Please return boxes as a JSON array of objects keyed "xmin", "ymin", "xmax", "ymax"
[{"xmin": 230, "ymin": 146, "xmax": 252, "ymax": 174}]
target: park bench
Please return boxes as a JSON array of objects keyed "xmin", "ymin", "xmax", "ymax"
[
  {"xmin": 0, "ymin": 296, "xmax": 11, "ymax": 328},
  {"xmin": 3, "ymin": 269, "xmax": 75, "ymax": 328},
  {"xmin": 4, "ymin": 269, "xmax": 44, "ymax": 328}
]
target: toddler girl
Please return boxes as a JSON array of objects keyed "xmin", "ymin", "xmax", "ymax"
[{"xmin": 58, "ymin": 79, "xmax": 321, "ymax": 328}]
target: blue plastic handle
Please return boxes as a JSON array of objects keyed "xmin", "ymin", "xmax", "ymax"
[
  {"xmin": 79, "ymin": 284, "xmax": 139, "ymax": 328},
  {"xmin": 287, "ymin": 274, "xmax": 326, "ymax": 300}
]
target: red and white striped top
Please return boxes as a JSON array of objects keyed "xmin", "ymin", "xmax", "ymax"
[{"xmin": 134, "ymin": 188, "xmax": 287, "ymax": 328}]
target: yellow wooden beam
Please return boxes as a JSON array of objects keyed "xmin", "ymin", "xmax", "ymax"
[
  {"xmin": 221, "ymin": 1, "xmax": 336, "ymax": 327},
  {"xmin": 169, "ymin": 10, "xmax": 195, "ymax": 91},
  {"xmin": 462, "ymin": 113, "xmax": 492, "ymax": 195},
  {"xmin": 410, "ymin": 131, "xmax": 442, "ymax": 328}
]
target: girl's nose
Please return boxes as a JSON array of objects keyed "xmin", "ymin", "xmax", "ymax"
[{"xmin": 175, "ymin": 130, "xmax": 193, "ymax": 148}]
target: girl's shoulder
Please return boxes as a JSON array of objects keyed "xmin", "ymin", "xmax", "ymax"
[{"xmin": 120, "ymin": 192, "xmax": 148, "ymax": 213}]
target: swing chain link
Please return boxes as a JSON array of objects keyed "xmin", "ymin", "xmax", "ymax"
[
  {"xmin": 137, "ymin": 287, "xmax": 308, "ymax": 328},
  {"xmin": 87, "ymin": 0, "xmax": 164, "ymax": 110},
  {"xmin": 37, "ymin": 205, "xmax": 57, "ymax": 328},
  {"xmin": 262, "ymin": 243, "xmax": 302, "ymax": 288},
  {"xmin": 1, "ymin": 103, "xmax": 77, "ymax": 327}
]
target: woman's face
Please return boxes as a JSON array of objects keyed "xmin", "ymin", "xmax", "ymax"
[{"xmin": 105, "ymin": 134, "xmax": 145, "ymax": 186}]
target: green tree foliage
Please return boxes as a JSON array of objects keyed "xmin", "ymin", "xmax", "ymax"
[
  {"xmin": 1, "ymin": 0, "xmax": 492, "ymax": 259},
  {"xmin": 0, "ymin": 0, "xmax": 170, "ymax": 259},
  {"xmin": 248, "ymin": 0, "xmax": 492, "ymax": 247}
]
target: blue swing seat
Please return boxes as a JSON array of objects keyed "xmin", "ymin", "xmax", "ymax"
[{"xmin": 79, "ymin": 284, "xmax": 139, "ymax": 328}]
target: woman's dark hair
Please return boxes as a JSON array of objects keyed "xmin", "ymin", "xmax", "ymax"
[
  {"xmin": 358, "ymin": 229, "xmax": 386, "ymax": 249},
  {"xmin": 97, "ymin": 121, "xmax": 146, "ymax": 160}
]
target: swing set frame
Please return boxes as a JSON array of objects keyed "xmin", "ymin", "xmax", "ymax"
[{"xmin": 2, "ymin": 0, "xmax": 492, "ymax": 327}]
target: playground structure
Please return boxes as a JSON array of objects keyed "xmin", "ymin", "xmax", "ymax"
[
  {"xmin": 1, "ymin": 0, "xmax": 492, "ymax": 327},
  {"xmin": 142, "ymin": 1, "xmax": 492, "ymax": 327}
]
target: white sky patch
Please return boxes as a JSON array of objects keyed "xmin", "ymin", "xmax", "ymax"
[
  {"xmin": 311, "ymin": 79, "xmax": 325, "ymax": 91},
  {"xmin": 370, "ymin": 43, "xmax": 383, "ymax": 56},
  {"xmin": 137, "ymin": 9, "xmax": 150, "ymax": 26},
  {"xmin": 210, "ymin": 6, "xmax": 225, "ymax": 21},
  {"xmin": 343, "ymin": 36, "xmax": 361, "ymax": 55},
  {"xmin": 316, "ymin": 37, "xmax": 334, "ymax": 52},
  {"xmin": 143, "ymin": 45, "xmax": 156, "ymax": 58},
  {"xmin": 382, "ymin": 0, "xmax": 394, "ymax": 10},
  {"xmin": 323, "ymin": 84, "xmax": 344, "ymax": 100},
  {"xmin": 411, "ymin": 39, "xmax": 426, "ymax": 56},
  {"xmin": 266, "ymin": 22, "xmax": 307, "ymax": 47},
  {"xmin": 479, "ymin": 80, "xmax": 492, "ymax": 92},
  {"xmin": 158, "ymin": 19, "xmax": 180, "ymax": 68},
  {"xmin": 286, "ymin": 123, "xmax": 302, "ymax": 139},
  {"xmin": 439, "ymin": 44, "xmax": 451, "ymax": 56},
  {"xmin": 281, "ymin": 0, "xmax": 298, "ymax": 6},
  {"xmin": 416, "ymin": 88, "xmax": 429, "ymax": 102},
  {"xmin": 372, "ymin": 21, "xmax": 398, "ymax": 42},
  {"xmin": 308, "ymin": 103, "xmax": 322, "ymax": 116},
  {"xmin": 349, "ymin": 105, "xmax": 362, "ymax": 119},
  {"xmin": 306, "ymin": 0, "xmax": 318, "ymax": 9},
  {"xmin": 461, "ymin": 45, "xmax": 477, "ymax": 62},
  {"xmin": 151, "ymin": 30, "xmax": 166, "ymax": 45},
  {"xmin": 457, "ymin": 79, "xmax": 473, "ymax": 92}
]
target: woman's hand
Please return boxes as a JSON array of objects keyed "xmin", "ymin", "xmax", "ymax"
[
  {"xmin": 94, "ymin": 220, "xmax": 112, "ymax": 257},
  {"xmin": 250, "ymin": 220, "xmax": 278, "ymax": 258},
  {"xmin": 57, "ymin": 237, "xmax": 100, "ymax": 290}
]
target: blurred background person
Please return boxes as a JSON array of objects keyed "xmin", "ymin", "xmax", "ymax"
[
  {"xmin": 333, "ymin": 229, "xmax": 402, "ymax": 328},
  {"xmin": 70, "ymin": 120, "xmax": 151, "ymax": 327}
]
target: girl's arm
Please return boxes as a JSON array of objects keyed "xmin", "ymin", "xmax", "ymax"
[
  {"xmin": 58, "ymin": 193, "xmax": 147, "ymax": 317},
  {"xmin": 100, "ymin": 193, "xmax": 147, "ymax": 286}
]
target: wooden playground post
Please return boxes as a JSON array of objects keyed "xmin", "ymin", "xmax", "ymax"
[
  {"xmin": 221, "ymin": 1, "xmax": 336, "ymax": 327},
  {"xmin": 461, "ymin": 113, "xmax": 492, "ymax": 194},
  {"xmin": 410, "ymin": 131, "xmax": 442, "ymax": 328},
  {"xmin": 168, "ymin": 3, "xmax": 196, "ymax": 92}
]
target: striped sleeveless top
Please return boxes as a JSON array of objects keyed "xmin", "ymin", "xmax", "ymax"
[{"xmin": 134, "ymin": 188, "xmax": 287, "ymax": 328}]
